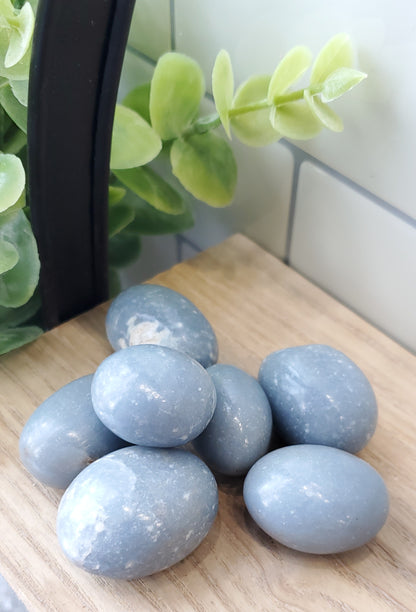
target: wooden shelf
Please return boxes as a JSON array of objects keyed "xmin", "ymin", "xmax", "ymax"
[{"xmin": 1, "ymin": 234, "xmax": 415, "ymax": 611}]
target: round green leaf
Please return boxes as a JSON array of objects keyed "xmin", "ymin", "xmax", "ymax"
[
  {"xmin": 321, "ymin": 67, "xmax": 367, "ymax": 103},
  {"xmin": 268, "ymin": 46, "xmax": 312, "ymax": 102},
  {"xmin": 311, "ymin": 33, "xmax": 353, "ymax": 86},
  {"xmin": 0, "ymin": 152, "xmax": 25, "ymax": 212},
  {"xmin": 270, "ymin": 100, "xmax": 323, "ymax": 140},
  {"xmin": 230, "ymin": 75, "xmax": 281, "ymax": 147},
  {"xmin": 0, "ymin": 82, "xmax": 27, "ymax": 131},
  {"xmin": 114, "ymin": 166, "xmax": 185, "ymax": 214},
  {"xmin": 0, "ymin": 35, "xmax": 31, "ymax": 80},
  {"xmin": 170, "ymin": 132, "xmax": 237, "ymax": 207},
  {"xmin": 108, "ymin": 202, "xmax": 135, "ymax": 238},
  {"xmin": 108, "ymin": 185, "xmax": 126, "ymax": 206},
  {"xmin": 109, "ymin": 230, "xmax": 141, "ymax": 268},
  {"xmin": 0, "ymin": 289, "xmax": 41, "ymax": 327},
  {"xmin": 110, "ymin": 104, "xmax": 162, "ymax": 170},
  {"xmin": 5, "ymin": 2, "xmax": 35, "ymax": 68},
  {"xmin": 0, "ymin": 209, "xmax": 40, "ymax": 307},
  {"xmin": 0, "ymin": 238, "xmax": 18, "ymax": 274},
  {"xmin": 212, "ymin": 49, "xmax": 234, "ymax": 138},
  {"xmin": 0, "ymin": 324, "xmax": 42, "ymax": 355},
  {"xmin": 123, "ymin": 82, "xmax": 151, "ymax": 123},
  {"xmin": 304, "ymin": 89, "xmax": 343, "ymax": 132},
  {"xmin": 122, "ymin": 191, "xmax": 194, "ymax": 235},
  {"xmin": 9, "ymin": 77, "xmax": 28, "ymax": 105},
  {"xmin": 150, "ymin": 52, "xmax": 205, "ymax": 140}
]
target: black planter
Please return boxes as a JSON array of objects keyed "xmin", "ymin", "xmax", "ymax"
[{"xmin": 27, "ymin": 0, "xmax": 135, "ymax": 329}]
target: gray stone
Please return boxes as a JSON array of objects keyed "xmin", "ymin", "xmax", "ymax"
[
  {"xmin": 105, "ymin": 283, "xmax": 218, "ymax": 368},
  {"xmin": 57, "ymin": 446, "xmax": 218, "ymax": 579},
  {"xmin": 243, "ymin": 444, "xmax": 389, "ymax": 554},
  {"xmin": 193, "ymin": 364, "xmax": 273, "ymax": 476},
  {"xmin": 19, "ymin": 375, "xmax": 127, "ymax": 489},
  {"xmin": 92, "ymin": 344, "xmax": 216, "ymax": 447},
  {"xmin": 258, "ymin": 344, "xmax": 377, "ymax": 453}
]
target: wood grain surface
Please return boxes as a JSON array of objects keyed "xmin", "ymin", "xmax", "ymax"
[{"xmin": 1, "ymin": 234, "xmax": 415, "ymax": 611}]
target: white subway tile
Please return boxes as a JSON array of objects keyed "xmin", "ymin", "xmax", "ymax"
[
  {"xmin": 174, "ymin": 0, "xmax": 416, "ymax": 220},
  {"xmin": 128, "ymin": 0, "xmax": 171, "ymax": 60},
  {"xmin": 290, "ymin": 161, "xmax": 416, "ymax": 352}
]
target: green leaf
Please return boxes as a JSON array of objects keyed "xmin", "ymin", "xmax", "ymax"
[
  {"xmin": 230, "ymin": 75, "xmax": 281, "ymax": 147},
  {"xmin": 108, "ymin": 202, "xmax": 135, "ymax": 238},
  {"xmin": 0, "ymin": 238, "xmax": 18, "ymax": 273},
  {"xmin": 0, "ymin": 209, "xmax": 40, "ymax": 307},
  {"xmin": 270, "ymin": 100, "xmax": 323, "ymax": 140},
  {"xmin": 122, "ymin": 82, "xmax": 151, "ymax": 124},
  {"xmin": 110, "ymin": 104, "xmax": 162, "ymax": 170},
  {"xmin": 0, "ymin": 152, "xmax": 25, "ymax": 212},
  {"xmin": 321, "ymin": 67, "xmax": 367, "ymax": 102},
  {"xmin": 170, "ymin": 132, "xmax": 237, "ymax": 207},
  {"xmin": 304, "ymin": 89, "xmax": 343, "ymax": 132},
  {"xmin": 114, "ymin": 166, "xmax": 185, "ymax": 214},
  {"xmin": 311, "ymin": 33, "xmax": 353, "ymax": 85},
  {"xmin": 109, "ymin": 229, "xmax": 141, "ymax": 268},
  {"xmin": 150, "ymin": 52, "xmax": 205, "ymax": 140},
  {"xmin": 108, "ymin": 185, "xmax": 126, "ymax": 206},
  {"xmin": 0, "ymin": 37, "xmax": 31, "ymax": 80},
  {"xmin": 9, "ymin": 77, "xmax": 28, "ymax": 105},
  {"xmin": 4, "ymin": 2, "xmax": 35, "ymax": 68},
  {"xmin": 0, "ymin": 289, "xmax": 41, "ymax": 327},
  {"xmin": 268, "ymin": 46, "xmax": 312, "ymax": 101},
  {"xmin": 122, "ymin": 190, "xmax": 194, "ymax": 235},
  {"xmin": 0, "ymin": 82, "xmax": 27, "ymax": 131},
  {"xmin": 212, "ymin": 49, "xmax": 233, "ymax": 138},
  {"xmin": 0, "ymin": 324, "xmax": 42, "ymax": 355}
]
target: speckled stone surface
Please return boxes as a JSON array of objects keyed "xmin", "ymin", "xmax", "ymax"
[
  {"xmin": 57, "ymin": 446, "xmax": 218, "ymax": 579},
  {"xmin": 258, "ymin": 344, "xmax": 378, "ymax": 453},
  {"xmin": 19, "ymin": 375, "xmax": 127, "ymax": 489},
  {"xmin": 243, "ymin": 444, "xmax": 389, "ymax": 554},
  {"xmin": 105, "ymin": 284, "xmax": 218, "ymax": 368},
  {"xmin": 92, "ymin": 344, "xmax": 216, "ymax": 447},
  {"xmin": 193, "ymin": 364, "xmax": 273, "ymax": 476}
]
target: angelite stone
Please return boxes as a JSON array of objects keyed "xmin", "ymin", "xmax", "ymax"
[
  {"xmin": 19, "ymin": 375, "xmax": 126, "ymax": 489},
  {"xmin": 105, "ymin": 283, "xmax": 218, "ymax": 368},
  {"xmin": 193, "ymin": 364, "xmax": 273, "ymax": 476},
  {"xmin": 258, "ymin": 344, "xmax": 378, "ymax": 453},
  {"xmin": 92, "ymin": 344, "xmax": 216, "ymax": 447},
  {"xmin": 57, "ymin": 446, "xmax": 218, "ymax": 579},
  {"xmin": 243, "ymin": 444, "xmax": 389, "ymax": 554}
]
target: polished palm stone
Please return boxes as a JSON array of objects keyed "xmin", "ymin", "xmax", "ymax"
[
  {"xmin": 91, "ymin": 344, "xmax": 216, "ymax": 447},
  {"xmin": 105, "ymin": 283, "xmax": 218, "ymax": 368},
  {"xmin": 57, "ymin": 446, "xmax": 218, "ymax": 579},
  {"xmin": 19, "ymin": 375, "xmax": 127, "ymax": 489},
  {"xmin": 243, "ymin": 444, "xmax": 389, "ymax": 554},
  {"xmin": 193, "ymin": 364, "xmax": 273, "ymax": 476},
  {"xmin": 258, "ymin": 344, "xmax": 377, "ymax": 453}
]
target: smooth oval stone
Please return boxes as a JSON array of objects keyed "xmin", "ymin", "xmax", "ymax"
[
  {"xmin": 19, "ymin": 375, "xmax": 127, "ymax": 489},
  {"xmin": 258, "ymin": 344, "xmax": 377, "ymax": 453},
  {"xmin": 192, "ymin": 364, "xmax": 273, "ymax": 476},
  {"xmin": 105, "ymin": 283, "xmax": 218, "ymax": 368},
  {"xmin": 92, "ymin": 344, "xmax": 216, "ymax": 447},
  {"xmin": 243, "ymin": 444, "xmax": 389, "ymax": 554},
  {"xmin": 57, "ymin": 446, "xmax": 218, "ymax": 579}
]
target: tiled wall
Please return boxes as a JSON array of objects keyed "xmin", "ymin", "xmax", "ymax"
[{"xmin": 118, "ymin": 0, "xmax": 416, "ymax": 354}]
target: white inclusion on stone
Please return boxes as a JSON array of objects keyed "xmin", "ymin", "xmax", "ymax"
[
  {"xmin": 126, "ymin": 318, "xmax": 173, "ymax": 347},
  {"xmin": 185, "ymin": 529, "xmax": 194, "ymax": 541},
  {"xmin": 118, "ymin": 338, "xmax": 128, "ymax": 349},
  {"xmin": 139, "ymin": 383, "xmax": 162, "ymax": 401},
  {"xmin": 95, "ymin": 521, "xmax": 105, "ymax": 532},
  {"xmin": 183, "ymin": 492, "xmax": 191, "ymax": 501}
]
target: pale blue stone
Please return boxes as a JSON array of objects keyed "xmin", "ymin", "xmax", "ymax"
[
  {"xmin": 106, "ymin": 283, "xmax": 218, "ymax": 368},
  {"xmin": 57, "ymin": 446, "xmax": 218, "ymax": 579},
  {"xmin": 19, "ymin": 375, "xmax": 127, "ymax": 489},
  {"xmin": 92, "ymin": 344, "xmax": 216, "ymax": 447},
  {"xmin": 258, "ymin": 344, "xmax": 377, "ymax": 453},
  {"xmin": 193, "ymin": 364, "xmax": 273, "ymax": 476},
  {"xmin": 243, "ymin": 444, "xmax": 389, "ymax": 554}
]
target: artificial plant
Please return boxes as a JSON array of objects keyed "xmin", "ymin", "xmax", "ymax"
[{"xmin": 0, "ymin": 0, "xmax": 366, "ymax": 354}]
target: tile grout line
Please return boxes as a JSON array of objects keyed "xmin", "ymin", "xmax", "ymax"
[{"xmin": 284, "ymin": 153, "xmax": 301, "ymax": 266}]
